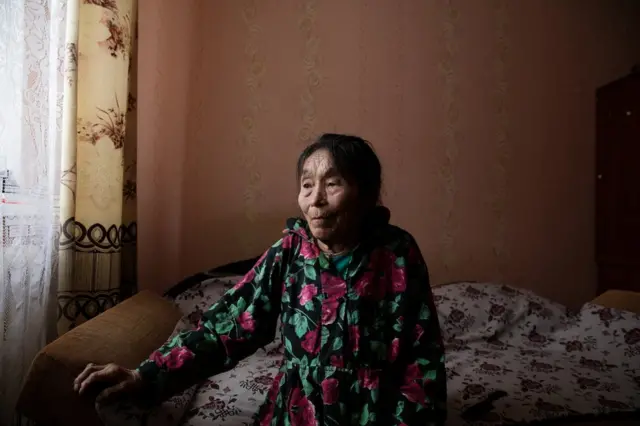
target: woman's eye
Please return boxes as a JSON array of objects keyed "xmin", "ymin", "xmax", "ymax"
[
  {"xmin": 327, "ymin": 181, "xmax": 339, "ymax": 187},
  {"xmin": 302, "ymin": 182, "xmax": 312, "ymax": 189}
]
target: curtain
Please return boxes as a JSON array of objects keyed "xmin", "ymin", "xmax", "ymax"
[
  {"xmin": 0, "ymin": 1, "xmax": 65, "ymax": 423},
  {"xmin": 57, "ymin": 0, "xmax": 137, "ymax": 334},
  {"xmin": 0, "ymin": 0, "xmax": 137, "ymax": 423}
]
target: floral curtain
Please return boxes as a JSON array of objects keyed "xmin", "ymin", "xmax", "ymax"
[
  {"xmin": 0, "ymin": 0, "xmax": 137, "ymax": 422},
  {"xmin": 57, "ymin": 0, "xmax": 138, "ymax": 334}
]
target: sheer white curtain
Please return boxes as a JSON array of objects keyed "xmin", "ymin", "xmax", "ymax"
[{"xmin": 0, "ymin": 0, "xmax": 65, "ymax": 424}]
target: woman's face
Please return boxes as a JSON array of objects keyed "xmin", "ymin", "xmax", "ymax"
[{"xmin": 298, "ymin": 149, "xmax": 361, "ymax": 245}]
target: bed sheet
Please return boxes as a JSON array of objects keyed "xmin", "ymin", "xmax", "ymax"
[{"xmin": 97, "ymin": 277, "xmax": 640, "ymax": 426}]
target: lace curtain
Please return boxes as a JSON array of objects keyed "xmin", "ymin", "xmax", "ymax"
[
  {"xmin": 0, "ymin": 0, "xmax": 137, "ymax": 423},
  {"xmin": 0, "ymin": 1, "xmax": 65, "ymax": 424}
]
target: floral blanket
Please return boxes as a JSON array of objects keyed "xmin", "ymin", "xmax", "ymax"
[{"xmin": 98, "ymin": 276, "xmax": 640, "ymax": 426}]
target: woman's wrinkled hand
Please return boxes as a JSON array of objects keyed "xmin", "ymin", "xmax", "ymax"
[{"xmin": 73, "ymin": 363, "xmax": 144, "ymax": 403}]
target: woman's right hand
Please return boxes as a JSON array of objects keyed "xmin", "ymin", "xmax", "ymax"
[{"xmin": 73, "ymin": 363, "xmax": 144, "ymax": 403}]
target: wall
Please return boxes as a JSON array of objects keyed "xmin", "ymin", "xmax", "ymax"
[{"xmin": 137, "ymin": 0, "xmax": 640, "ymax": 306}]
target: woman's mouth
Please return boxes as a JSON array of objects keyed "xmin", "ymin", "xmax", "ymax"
[{"xmin": 311, "ymin": 215, "xmax": 334, "ymax": 224}]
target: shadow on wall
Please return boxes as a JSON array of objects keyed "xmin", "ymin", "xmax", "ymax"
[{"xmin": 178, "ymin": 210, "xmax": 299, "ymax": 284}]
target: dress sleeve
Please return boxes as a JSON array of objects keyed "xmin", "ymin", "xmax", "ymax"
[
  {"xmin": 390, "ymin": 238, "xmax": 447, "ymax": 426},
  {"xmin": 136, "ymin": 237, "xmax": 292, "ymax": 403}
]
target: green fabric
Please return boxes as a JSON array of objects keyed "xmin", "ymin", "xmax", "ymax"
[
  {"xmin": 137, "ymin": 217, "xmax": 447, "ymax": 425},
  {"xmin": 330, "ymin": 253, "xmax": 352, "ymax": 278}
]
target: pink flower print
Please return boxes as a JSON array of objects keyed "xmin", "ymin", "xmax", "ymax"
[
  {"xmin": 281, "ymin": 235, "xmax": 293, "ymax": 249},
  {"xmin": 330, "ymin": 355, "xmax": 344, "ymax": 368},
  {"xmin": 358, "ymin": 369, "xmax": 380, "ymax": 389},
  {"xmin": 349, "ymin": 326, "xmax": 360, "ymax": 353},
  {"xmin": 259, "ymin": 408, "xmax": 274, "ymax": 426},
  {"xmin": 219, "ymin": 334, "xmax": 242, "ymax": 354},
  {"xmin": 321, "ymin": 378, "xmax": 339, "ymax": 405},
  {"xmin": 380, "ymin": 249, "xmax": 396, "ymax": 267},
  {"xmin": 414, "ymin": 323, "xmax": 425, "ymax": 342},
  {"xmin": 233, "ymin": 268, "xmax": 256, "ymax": 291},
  {"xmin": 400, "ymin": 382, "xmax": 426, "ymax": 406},
  {"xmin": 389, "ymin": 337, "xmax": 400, "ymax": 362},
  {"xmin": 289, "ymin": 226, "xmax": 309, "ymax": 240},
  {"xmin": 353, "ymin": 271, "xmax": 374, "ymax": 297},
  {"xmin": 300, "ymin": 241, "xmax": 320, "ymax": 260},
  {"xmin": 403, "ymin": 363, "xmax": 422, "ymax": 383},
  {"xmin": 321, "ymin": 298, "xmax": 339, "ymax": 325},
  {"xmin": 238, "ymin": 311, "xmax": 255, "ymax": 332},
  {"xmin": 321, "ymin": 273, "xmax": 347, "ymax": 300},
  {"xmin": 257, "ymin": 246, "xmax": 272, "ymax": 263},
  {"xmin": 255, "ymin": 381, "xmax": 277, "ymax": 424},
  {"xmin": 288, "ymin": 387, "xmax": 317, "ymax": 426},
  {"xmin": 283, "ymin": 275, "xmax": 295, "ymax": 294},
  {"xmin": 376, "ymin": 249, "xmax": 406, "ymax": 293},
  {"xmin": 390, "ymin": 264, "xmax": 406, "ymax": 293},
  {"xmin": 298, "ymin": 284, "xmax": 318, "ymax": 305},
  {"xmin": 266, "ymin": 371, "xmax": 284, "ymax": 403},
  {"xmin": 150, "ymin": 350, "xmax": 164, "ymax": 367},
  {"xmin": 164, "ymin": 347, "xmax": 195, "ymax": 370},
  {"xmin": 301, "ymin": 329, "xmax": 320, "ymax": 354}
]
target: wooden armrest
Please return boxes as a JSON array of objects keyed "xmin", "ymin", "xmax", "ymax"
[
  {"xmin": 17, "ymin": 291, "xmax": 182, "ymax": 426},
  {"xmin": 591, "ymin": 290, "xmax": 640, "ymax": 314}
]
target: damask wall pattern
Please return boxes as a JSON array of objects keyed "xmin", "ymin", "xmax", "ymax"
[
  {"xmin": 438, "ymin": 0, "xmax": 459, "ymax": 274},
  {"xmin": 491, "ymin": 0, "xmax": 509, "ymax": 281},
  {"xmin": 137, "ymin": 0, "xmax": 640, "ymax": 307},
  {"xmin": 239, "ymin": 0, "xmax": 263, "ymax": 227},
  {"xmin": 298, "ymin": 0, "xmax": 320, "ymax": 145}
]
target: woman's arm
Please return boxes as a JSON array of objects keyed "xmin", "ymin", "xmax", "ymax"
[
  {"xmin": 136, "ymin": 237, "xmax": 293, "ymax": 403},
  {"xmin": 390, "ymin": 238, "xmax": 447, "ymax": 426}
]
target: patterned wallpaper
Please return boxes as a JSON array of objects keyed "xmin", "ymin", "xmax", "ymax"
[{"xmin": 137, "ymin": 0, "xmax": 640, "ymax": 306}]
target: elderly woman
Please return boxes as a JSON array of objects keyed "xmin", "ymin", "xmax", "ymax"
[{"xmin": 74, "ymin": 134, "xmax": 447, "ymax": 425}]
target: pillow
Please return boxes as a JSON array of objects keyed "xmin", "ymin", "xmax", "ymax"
[
  {"xmin": 173, "ymin": 275, "xmax": 243, "ymax": 318},
  {"xmin": 433, "ymin": 282, "xmax": 572, "ymax": 343}
]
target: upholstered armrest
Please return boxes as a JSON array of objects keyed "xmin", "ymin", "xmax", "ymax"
[
  {"xmin": 591, "ymin": 290, "xmax": 640, "ymax": 315},
  {"xmin": 17, "ymin": 291, "xmax": 183, "ymax": 426}
]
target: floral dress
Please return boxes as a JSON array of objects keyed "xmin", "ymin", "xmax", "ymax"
[{"xmin": 137, "ymin": 209, "xmax": 447, "ymax": 425}]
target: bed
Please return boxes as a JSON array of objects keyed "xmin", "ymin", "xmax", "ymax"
[{"xmin": 94, "ymin": 271, "xmax": 640, "ymax": 426}]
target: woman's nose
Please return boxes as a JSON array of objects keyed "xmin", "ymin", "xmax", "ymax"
[{"xmin": 310, "ymin": 186, "xmax": 327, "ymax": 206}]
